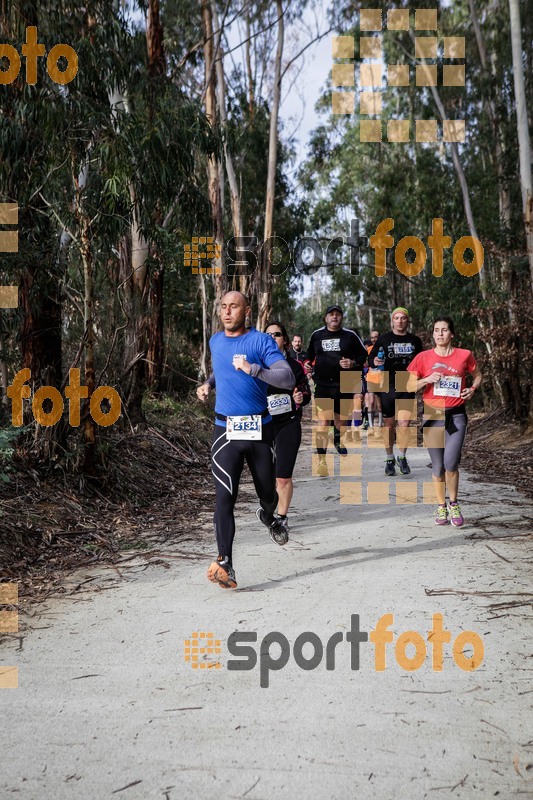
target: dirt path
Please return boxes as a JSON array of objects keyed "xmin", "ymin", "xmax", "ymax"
[{"xmin": 1, "ymin": 425, "xmax": 532, "ymax": 799}]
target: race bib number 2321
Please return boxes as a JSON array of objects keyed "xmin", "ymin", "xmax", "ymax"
[{"xmin": 433, "ymin": 376, "xmax": 462, "ymax": 398}]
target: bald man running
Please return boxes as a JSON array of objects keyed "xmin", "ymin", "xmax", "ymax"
[{"xmin": 197, "ymin": 292, "xmax": 295, "ymax": 589}]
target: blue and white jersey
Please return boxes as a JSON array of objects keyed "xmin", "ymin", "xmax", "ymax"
[{"xmin": 210, "ymin": 327, "xmax": 284, "ymax": 426}]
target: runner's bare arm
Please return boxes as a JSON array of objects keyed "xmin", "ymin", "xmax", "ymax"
[
  {"xmin": 461, "ymin": 365, "xmax": 482, "ymax": 399},
  {"xmin": 414, "ymin": 372, "xmax": 443, "ymax": 392}
]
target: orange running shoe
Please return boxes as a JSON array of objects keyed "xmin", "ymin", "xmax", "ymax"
[{"xmin": 207, "ymin": 556, "xmax": 237, "ymax": 589}]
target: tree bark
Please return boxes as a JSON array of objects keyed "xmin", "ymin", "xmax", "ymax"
[
  {"xmin": 508, "ymin": 0, "xmax": 533, "ymax": 289},
  {"xmin": 201, "ymin": 0, "xmax": 224, "ymax": 371},
  {"xmin": 211, "ymin": 0, "xmax": 244, "ymax": 292},
  {"xmin": 146, "ymin": 265, "xmax": 164, "ymax": 392},
  {"xmin": 258, "ymin": 0, "xmax": 284, "ymax": 331}
]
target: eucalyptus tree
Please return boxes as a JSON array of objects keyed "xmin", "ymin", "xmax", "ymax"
[{"xmin": 300, "ymin": 0, "xmax": 533, "ymax": 418}]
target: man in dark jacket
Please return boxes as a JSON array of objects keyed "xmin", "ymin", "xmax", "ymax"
[
  {"xmin": 305, "ymin": 305, "xmax": 367, "ymax": 477},
  {"xmin": 368, "ymin": 307, "xmax": 423, "ymax": 476}
]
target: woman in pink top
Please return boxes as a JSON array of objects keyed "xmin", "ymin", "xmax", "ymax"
[{"xmin": 407, "ymin": 317, "xmax": 482, "ymax": 527}]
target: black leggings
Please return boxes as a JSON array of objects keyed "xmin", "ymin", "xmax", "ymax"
[
  {"xmin": 380, "ymin": 387, "xmax": 416, "ymax": 419},
  {"xmin": 211, "ymin": 424, "xmax": 278, "ymax": 565},
  {"xmin": 271, "ymin": 415, "xmax": 302, "ymax": 478}
]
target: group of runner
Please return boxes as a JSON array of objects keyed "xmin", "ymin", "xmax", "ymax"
[{"xmin": 197, "ymin": 292, "xmax": 482, "ymax": 589}]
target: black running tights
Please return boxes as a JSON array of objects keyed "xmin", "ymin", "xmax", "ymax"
[{"xmin": 211, "ymin": 425, "xmax": 278, "ymax": 565}]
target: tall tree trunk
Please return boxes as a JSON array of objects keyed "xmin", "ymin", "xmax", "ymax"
[
  {"xmin": 245, "ymin": 9, "xmax": 255, "ymax": 120},
  {"xmin": 211, "ymin": 0, "xmax": 244, "ymax": 293},
  {"xmin": 508, "ymin": 0, "xmax": 533, "ymax": 289},
  {"xmin": 146, "ymin": 265, "xmax": 164, "ymax": 392},
  {"xmin": 258, "ymin": 0, "xmax": 284, "ymax": 330},
  {"xmin": 72, "ymin": 154, "xmax": 97, "ymax": 473},
  {"xmin": 468, "ymin": 0, "xmax": 523, "ymax": 415},
  {"xmin": 124, "ymin": 189, "xmax": 150, "ymax": 423},
  {"xmin": 201, "ymin": 0, "xmax": 224, "ymax": 371},
  {"xmin": 7, "ymin": 1, "xmax": 64, "ymax": 459},
  {"xmin": 121, "ymin": 0, "xmax": 165, "ymax": 419},
  {"xmin": 19, "ymin": 214, "xmax": 63, "ymax": 438},
  {"xmin": 199, "ymin": 275, "xmax": 209, "ymax": 380},
  {"xmin": 80, "ymin": 215, "xmax": 96, "ymax": 473},
  {"xmin": 145, "ymin": 0, "xmax": 166, "ymax": 394},
  {"xmin": 468, "ymin": 1, "xmax": 511, "ymax": 229}
]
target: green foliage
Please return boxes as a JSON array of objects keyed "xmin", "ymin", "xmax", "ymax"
[{"xmin": 0, "ymin": 426, "xmax": 22, "ymax": 485}]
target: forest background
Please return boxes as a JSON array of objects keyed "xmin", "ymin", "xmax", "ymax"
[{"xmin": 0, "ymin": 0, "xmax": 531, "ymax": 588}]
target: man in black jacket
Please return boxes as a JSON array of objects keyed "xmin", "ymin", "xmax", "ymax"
[
  {"xmin": 289, "ymin": 334, "xmax": 308, "ymax": 365},
  {"xmin": 305, "ymin": 305, "xmax": 367, "ymax": 477}
]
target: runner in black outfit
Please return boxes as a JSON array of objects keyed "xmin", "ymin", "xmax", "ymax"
[
  {"xmin": 368, "ymin": 307, "xmax": 423, "ymax": 476},
  {"xmin": 305, "ymin": 305, "xmax": 367, "ymax": 477},
  {"xmin": 265, "ymin": 321, "xmax": 311, "ymax": 536},
  {"xmin": 197, "ymin": 291, "xmax": 295, "ymax": 589}
]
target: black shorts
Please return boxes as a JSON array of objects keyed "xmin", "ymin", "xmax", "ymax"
[
  {"xmin": 314, "ymin": 384, "xmax": 354, "ymax": 418},
  {"xmin": 271, "ymin": 414, "xmax": 302, "ymax": 478},
  {"xmin": 380, "ymin": 388, "xmax": 416, "ymax": 419}
]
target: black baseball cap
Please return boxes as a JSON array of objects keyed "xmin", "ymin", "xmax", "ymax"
[{"xmin": 325, "ymin": 304, "xmax": 343, "ymax": 315}]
